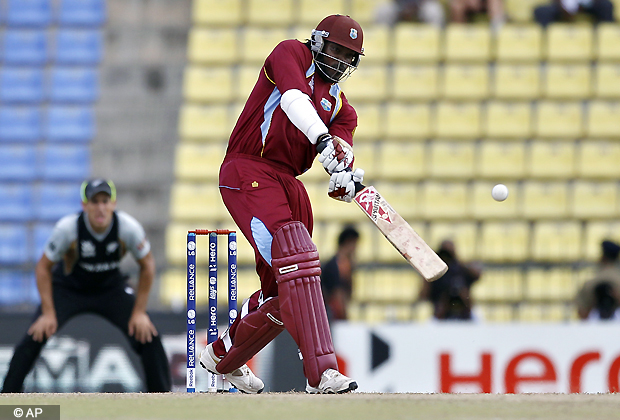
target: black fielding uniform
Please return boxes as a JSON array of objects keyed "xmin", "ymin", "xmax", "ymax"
[{"xmin": 1, "ymin": 211, "xmax": 171, "ymax": 392}]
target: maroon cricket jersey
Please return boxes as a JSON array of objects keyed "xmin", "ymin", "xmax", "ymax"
[{"xmin": 226, "ymin": 39, "xmax": 358, "ymax": 176}]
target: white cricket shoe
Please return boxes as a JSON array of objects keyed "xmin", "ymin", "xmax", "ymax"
[
  {"xmin": 305, "ymin": 369, "xmax": 358, "ymax": 394},
  {"xmin": 199, "ymin": 343, "xmax": 264, "ymax": 394}
]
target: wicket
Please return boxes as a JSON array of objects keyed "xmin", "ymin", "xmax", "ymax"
[{"xmin": 186, "ymin": 229, "xmax": 238, "ymax": 393}]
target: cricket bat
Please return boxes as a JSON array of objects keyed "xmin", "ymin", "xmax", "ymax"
[{"xmin": 317, "ymin": 139, "xmax": 447, "ymax": 282}]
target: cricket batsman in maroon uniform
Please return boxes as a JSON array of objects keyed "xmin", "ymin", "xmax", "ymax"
[{"xmin": 199, "ymin": 14, "xmax": 365, "ymax": 394}]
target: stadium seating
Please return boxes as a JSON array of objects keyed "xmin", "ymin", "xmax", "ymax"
[
  {"xmin": 597, "ymin": 23, "xmax": 620, "ymax": 61},
  {"xmin": 391, "ymin": 24, "xmax": 441, "ymax": 62},
  {"xmin": 0, "ymin": 106, "xmax": 42, "ymax": 142},
  {"xmin": 471, "ymin": 181, "xmax": 519, "ymax": 219},
  {"xmin": 0, "ymin": 145, "xmax": 37, "ymax": 181},
  {"xmin": 525, "ymin": 268, "xmax": 576, "ymax": 301},
  {"xmin": 359, "ymin": 25, "xmax": 390, "ymax": 64},
  {"xmin": 479, "ymin": 222, "xmax": 530, "ymax": 262},
  {"xmin": 174, "ymin": 143, "xmax": 227, "ymax": 181},
  {"xmin": 3, "ymin": 30, "xmax": 49, "ymax": 65},
  {"xmin": 384, "ymin": 102, "xmax": 431, "ymax": 139},
  {"xmin": 49, "ymin": 67, "xmax": 99, "ymax": 103},
  {"xmin": 391, "ymin": 65, "xmax": 438, "ymax": 101},
  {"xmin": 444, "ymin": 24, "xmax": 491, "ymax": 62},
  {"xmin": 527, "ymin": 140, "xmax": 576, "ymax": 179},
  {"xmin": 192, "ymin": 0, "xmax": 242, "ymax": 26},
  {"xmin": 594, "ymin": 63, "xmax": 620, "ymax": 98},
  {"xmin": 421, "ymin": 181, "xmax": 469, "ymax": 219},
  {"xmin": 495, "ymin": 25, "xmax": 543, "ymax": 62},
  {"xmin": 522, "ymin": 181, "xmax": 569, "ymax": 219},
  {"xmin": 544, "ymin": 64, "xmax": 592, "ymax": 99},
  {"xmin": 441, "ymin": 64, "xmax": 489, "ymax": 100},
  {"xmin": 587, "ymin": 101, "xmax": 620, "ymax": 138},
  {"xmin": 577, "ymin": 140, "xmax": 620, "ymax": 178},
  {"xmin": 339, "ymin": 65, "xmax": 388, "ymax": 102},
  {"xmin": 298, "ymin": 0, "xmax": 348, "ymax": 26},
  {"xmin": 35, "ymin": 182, "xmax": 82, "ymax": 221},
  {"xmin": 45, "ymin": 106, "xmax": 95, "ymax": 142},
  {"xmin": 183, "ymin": 66, "xmax": 234, "ymax": 103},
  {"xmin": 571, "ymin": 181, "xmax": 618, "ymax": 219},
  {"xmin": 32, "ymin": 222, "xmax": 55, "ymax": 262},
  {"xmin": 376, "ymin": 141, "xmax": 426, "ymax": 180},
  {"xmin": 546, "ymin": 24, "xmax": 593, "ymax": 62},
  {"xmin": 57, "ymin": 0, "xmax": 106, "ymax": 27},
  {"xmin": 531, "ymin": 221, "xmax": 582, "ymax": 262},
  {"xmin": 178, "ymin": 104, "xmax": 231, "ymax": 141},
  {"xmin": 40, "ymin": 144, "xmax": 90, "ymax": 181},
  {"xmin": 428, "ymin": 141, "xmax": 476, "ymax": 179},
  {"xmin": 351, "ymin": 103, "xmax": 382, "ymax": 140},
  {"xmin": 54, "ymin": 30, "xmax": 103, "ymax": 65},
  {"xmin": 485, "ymin": 101, "xmax": 533, "ymax": 138},
  {"xmin": 240, "ymin": 27, "xmax": 288, "ymax": 65},
  {"xmin": 504, "ymin": 0, "xmax": 548, "ymax": 22},
  {"xmin": 477, "ymin": 141, "xmax": 526, "ymax": 179},
  {"xmin": 434, "ymin": 102, "xmax": 481, "ymax": 138},
  {"xmin": 246, "ymin": 0, "xmax": 294, "ymax": 26},
  {"xmin": 187, "ymin": 28, "xmax": 238, "ymax": 65},
  {"xmin": 0, "ymin": 224, "xmax": 29, "ymax": 264},
  {"xmin": 428, "ymin": 221, "xmax": 478, "ymax": 261},
  {"xmin": 0, "ymin": 67, "xmax": 45, "ymax": 103},
  {"xmin": 0, "ymin": 184, "xmax": 34, "ymax": 222},
  {"xmin": 535, "ymin": 101, "xmax": 584, "ymax": 138},
  {"xmin": 0, "ymin": 270, "xmax": 39, "ymax": 305},
  {"xmin": 493, "ymin": 64, "xmax": 541, "ymax": 99},
  {"xmin": 6, "ymin": 0, "xmax": 52, "ymax": 28},
  {"xmin": 471, "ymin": 268, "xmax": 524, "ymax": 302},
  {"xmin": 584, "ymin": 221, "xmax": 620, "ymax": 261}
]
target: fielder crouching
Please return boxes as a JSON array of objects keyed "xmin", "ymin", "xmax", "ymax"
[{"xmin": 199, "ymin": 14, "xmax": 366, "ymax": 394}]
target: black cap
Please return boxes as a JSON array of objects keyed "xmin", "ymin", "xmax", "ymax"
[
  {"xmin": 602, "ymin": 240, "xmax": 620, "ymax": 261},
  {"xmin": 81, "ymin": 179, "xmax": 116, "ymax": 203}
]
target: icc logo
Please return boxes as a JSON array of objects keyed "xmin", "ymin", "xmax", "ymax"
[{"xmin": 188, "ymin": 241, "xmax": 196, "ymax": 251}]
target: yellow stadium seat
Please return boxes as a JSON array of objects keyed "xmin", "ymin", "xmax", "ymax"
[
  {"xmin": 471, "ymin": 268, "xmax": 524, "ymax": 302},
  {"xmin": 298, "ymin": 0, "xmax": 347, "ymax": 26},
  {"xmin": 339, "ymin": 65, "xmax": 387, "ymax": 102},
  {"xmin": 571, "ymin": 181, "xmax": 618, "ymax": 218},
  {"xmin": 188, "ymin": 28, "xmax": 239, "ymax": 65},
  {"xmin": 170, "ymin": 182, "xmax": 228, "ymax": 222},
  {"xmin": 577, "ymin": 140, "xmax": 620, "ymax": 178},
  {"xmin": 350, "ymin": 142, "xmax": 375, "ymax": 174},
  {"xmin": 471, "ymin": 181, "xmax": 519, "ymax": 220},
  {"xmin": 317, "ymin": 221, "xmax": 376, "ymax": 264},
  {"xmin": 504, "ymin": 0, "xmax": 548, "ymax": 22},
  {"xmin": 291, "ymin": 25, "xmax": 314, "ymax": 43},
  {"xmin": 527, "ymin": 140, "xmax": 576, "ymax": 178},
  {"xmin": 531, "ymin": 221, "xmax": 582, "ymax": 261},
  {"xmin": 441, "ymin": 64, "xmax": 489, "ymax": 100},
  {"xmin": 477, "ymin": 141, "xmax": 526, "ymax": 179},
  {"xmin": 493, "ymin": 64, "xmax": 541, "ymax": 100},
  {"xmin": 495, "ymin": 25, "xmax": 543, "ymax": 61},
  {"xmin": 476, "ymin": 303, "xmax": 515, "ymax": 322},
  {"xmin": 235, "ymin": 65, "xmax": 262, "ymax": 101},
  {"xmin": 377, "ymin": 219, "xmax": 426, "ymax": 263},
  {"xmin": 428, "ymin": 141, "xmax": 476, "ymax": 179},
  {"xmin": 517, "ymin": 303, "xmax": 569, "ymax": 322},
  {"xmin": 165, "ymin": 222, "xmax": 196, "ymax": 265},
  {"xmin": 392, "ymin": 24, "xmax": 441, "ymax": 62},
  {"xmin": 485, "ymin": 101, "xmax": 533, "ymax": 138},
  {"xmin": 353, "ymin": 268, "xmax": 421, "ymax": 303},
  {"xmin": 391, "ymin": 65, "xmax": 439, "ymax": 101},
  {"xmin": 358, "ymin": 25, "xmax": 390, "ymax": 64},
  {"xmin": 178, "ymin": 104, "xmax": 232, "ymax": 141},
  {"xmin": 428, "ymin": 221, "xmax": 478, "ymax": 261},
  {"xmin": 420, "ymin": 181, "xmax": 469, "ymax": 219},
  {"xmin": 350, "ymin": 0, "xmax": 393, "ymax": 25},
  {"xmin": 247, "ymin": 0, "xmax": 294, "ymax": 26},
  {"xmin": 535, "ymin": 101, "xmax": 584, "ymax": 138},
  {"xmin": 522, "ymin": 181, "xmax": 569, "ymax": 219},
  {"xmin": 376, "ymin": 141, "xmax": 426, "ymax": 180},
  {"xmin": 587, "ymin": 101, "xmax": 620, "ymax": 138},
  {"xmin": 544, "ymin": 64, "xmax": 592, "ymax": 99},
  {"xmin": 353, "ymin": 103, "xmax": 383, "ymax": 141},
  {"xmin": 584, "ymin": 221, "xmax": 620, "ymax": 261},
  {"xmin": 596, "ymin": 23, "xmax": 620, "ymax": 61},
  {"xmin": 359, "ymin": 303, "xmax": 388, "ymax": 323},
  {"xmin": 161, "ymin": 269, "xmax": 205, "ymax": 308},
  {"xmin": 594, "ymin": 64, "xmax": 620, "ymax": 98},
  {"xmin": 444, "ymin": 24, "xmax": 491, "ymax": 62},
  {"xmin": 192, "ymin": 0, "xmax": 242, "ymax": 26},
  {"xmin": 525, "ymin": 268, "xmax": 576, "ymax": 301},
  {"xmin": 385, "ymin": 103, "xmax": 432, "ymax": 139},
  {"xmin": 546, "ymin": 24, "xmax": 593, "ymax": 62},
  {"xmin": 241, "ymin": 27, "xmax": 288, "ymax": 64},
  {"xmin": 183, "ymin": 66, "xmax": 234, "ymax": 103},
  {"xmin": 435, "ymin": 102, "xmax": 481, "ymax": 139},
  {"xmin": 478, "ymin": 221, "xmax": 530, "ymax": 262},
  {"xmin": 372, "ymin": 181, "xmax": 420, "ymax": 220},
  {"xmin": 296, "ymin": 156, "xmax": 324, "ymax": 183},
  {"xmin": 412, "ymin": 301, "xmax": 434, "ymax": 322},
  {"xmin": 174, "ymin": 143, "xmax": 227, "ymax": 181}
]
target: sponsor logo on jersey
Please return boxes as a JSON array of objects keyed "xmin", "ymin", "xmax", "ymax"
[
  {"xmin": 80, "ymin": 240, "xmax": 96, "ymax": 258},
  {"xmin": 320, "ymin": 98, "xmax": 332, "ymax": 111},
  {"xmin": 106, "ymin": 241, "xmax": 119, "ymax": 254},
  {"xmin": 350, "ymin": 28, "xmax": 358, "ymax": 39},
  {"xmin": 79, "ymin": 261, "xmax": 121, "ymax": 272}
]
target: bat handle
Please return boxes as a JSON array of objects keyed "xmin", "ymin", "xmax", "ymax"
[{"xmin": 316, "ymin": 138, "xmax": 366, "ymax": 194}]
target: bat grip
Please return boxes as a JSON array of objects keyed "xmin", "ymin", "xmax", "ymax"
[{"xmin": 316, "ymin": 138, "xmax": 366, "ymax": 194}]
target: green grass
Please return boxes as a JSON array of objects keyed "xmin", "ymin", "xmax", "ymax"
[{"xmin": 2, "ymin": 393, "xmax": 620, "ymax": 420}]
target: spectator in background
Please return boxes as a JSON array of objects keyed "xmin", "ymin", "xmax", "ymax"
[
  {"xmin": 449, "ymin": 0, "xmax": 505, "ymax": 29},
  {"xmin": 534, "ymin": 0, "xmax": 614, "ymax": 27},
  {"xmin": 375, "ymin": 0, "xmax": 446, "ymax": 27},
  {"xmin": 576, "ymin": 240, "xmax": 620, "ymax": 320},
  {"xmin": 321, "ymin": 226, "xmax": 360, "ymax": 321},
  {"xmin": 419, "ymin": 240, "xmax": 482, "ymax": 320}
]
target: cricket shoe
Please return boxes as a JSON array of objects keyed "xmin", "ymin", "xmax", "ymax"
[
  {"xmin": 305, "ymin": 369, "xmax": 358, "ymax": 394},
  {"xmin": 199, "ymin": 343, "xmax": 264, "ymax": 394}
]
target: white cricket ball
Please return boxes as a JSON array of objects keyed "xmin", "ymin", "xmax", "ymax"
[{"xmin": 492, "ymin": 184, "xmax": 509, "ymax": 202}]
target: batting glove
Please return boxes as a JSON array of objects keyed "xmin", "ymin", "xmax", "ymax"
[
  {"xmin": 328, "ymin": 168, "xmax": 365, "ymax": 203},
  {"xmin": 317, "ymin": 134, "xmax": 354, "ymax": 175}
]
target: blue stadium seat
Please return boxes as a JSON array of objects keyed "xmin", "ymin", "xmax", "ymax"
[
  {"xmin": 41, "ymin": 144, "xmax": 90, "ymax": 181},
  {"xmin": 58, "ymin": 0, "xmax": 106, "ymax": 27},
  {"xmin": 3, "ymin": 30, "xmax": 49, "ymax": 65},
  {"xmin": 0, "ymin": 145, "xmax": 37, "ymax": 181},
  {"xmin": 0, "ymin": 184, "xmax": 33, "ymax": 222},
  {"xmin": 45, "ymin": 106, "xmax": 95, "ymax": 142},
  {"xmin": 49, "ymin": 67, "xmax": 99, "ymax": 103},
  {"xmin": 0, "ymin": 106, "xmax": 42, "ymax": 143},
  {"xmin": 0, "ymin": 224, "xmax": 29, "ymax": 265},
  {"xmin": 0, "ymin": 67, "xmax": 45, "ymax": 103},
  {"xmin": 0, "ymin": 270, "xmax": 39, "ymax": 305},
  {"xmin": 55, "ymin": 30, "xmax": 103, "ymax": 65},
  {"xmin": 35, "ymin": 183, "xmax": 81, "ymax": 222},
  {"xmin": 32, "ymin": 222, "xmax": 55, "ymax": 261},
  {"xmin": 6, "ymin": 0, "xmax": 52, "ymax": 28}
]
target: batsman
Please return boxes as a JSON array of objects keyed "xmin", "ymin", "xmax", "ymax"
[{"xmin": 199, "ymin": 14, "xmax": 365, "ymax": 394}]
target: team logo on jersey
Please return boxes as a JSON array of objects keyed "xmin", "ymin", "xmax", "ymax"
[
  {"xmin": 81, "ymin": 240, "xmax": 96, "ymax": 258},
  {"xmin": 106, "ymin": 241, "xmax": 119, "ymax": 254},
  {"xmin": 320, "ymin": 98, "xmax": 332, "ymax": 111},
  {"xmin": 350, "ymin": 28, "xmax": 358, "ymax": 39}
]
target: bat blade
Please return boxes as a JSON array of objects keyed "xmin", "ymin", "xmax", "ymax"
[{"xmin": 353, "ymin": 185, "xmax": 448, "ymax": 282}]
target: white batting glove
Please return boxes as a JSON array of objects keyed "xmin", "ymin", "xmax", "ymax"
[
  {"xmin": 317, "ymin": 134, "xmax": 354, "ymax": 174},
  {"xmin": 328, "ymin": 168, "xmax": 365, "ymax": 203}
]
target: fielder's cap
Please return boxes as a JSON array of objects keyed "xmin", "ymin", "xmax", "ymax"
[
  {"xmin": 602, "ymin": 240, "xmax": 620, "ymax": 260},
  {"xmin": 81, "ymin": 178, "xmax": 116, "ymax": 203}
]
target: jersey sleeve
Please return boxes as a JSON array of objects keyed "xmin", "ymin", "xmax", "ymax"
[
  {"xmin": 328, "ymin": 92, "xmax": 358, "ymax": 148},
  {"xmin": 117, "ymin": 211, "xmax": 151, "ymax": 260},
  {"xmin": 44, "ymin": 214, "xmax": 79, "ymax": 262},
  {"xmin": 264, "ymin": 40, "xmax": 313, "ymax": 96}
]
